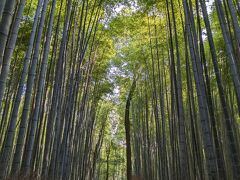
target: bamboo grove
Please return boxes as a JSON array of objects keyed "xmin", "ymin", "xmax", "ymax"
[{"xmin": 0, "ymin": 0, "xmax": 240, "ymax": 179}]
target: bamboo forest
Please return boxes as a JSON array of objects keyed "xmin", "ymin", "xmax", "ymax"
[{"xmin": 1, "ymin": 0, "xmax": 240, "ymax": 179}]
